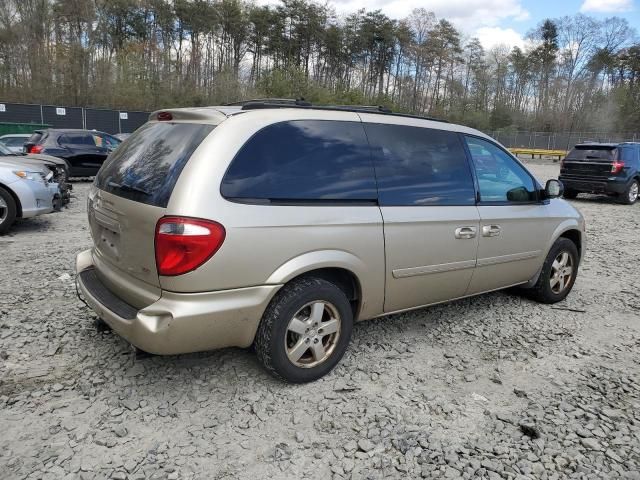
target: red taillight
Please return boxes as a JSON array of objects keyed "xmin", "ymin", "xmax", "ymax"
[
  {"xmin": 29, "ymin": 145, "xmax": 44, "ymax": 154},
  {"xmin": 611, "ymin": 160, "xmax": 624, "ymax": 174},
  {"xmin": 157, "ymin": 111, "xmax": 173, "ymax": 121},
  {"xmin": 155, "ymin": 217, "xmax": 225, "ymax": 276}
]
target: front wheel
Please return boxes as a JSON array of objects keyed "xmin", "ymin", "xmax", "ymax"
[
  {"xmin": 527, "ymin": 238, "xmax": 579, "ymax": 304},
  {"xmin": 618, "ymin": 180, "xmax": 639, "ymax": 205},
  {"xmin": 0, "ymin": 187, "xmax": 17, "ymax": 235},
  {"xmin": 255, "ymin": 277, "xmax": 353, "ymax": 383}
]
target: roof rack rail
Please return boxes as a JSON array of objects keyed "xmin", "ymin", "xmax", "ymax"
[
  {"xmin": 323, "ymin": 105, "xmax": 392, "ymax": 114},
  {"xmin": 237, "ymin": 100, "xmax": 448, "ymax": 123},
  {"xmin": 226, "ymin": 98, "xmax": 311, "ymax": 107}
]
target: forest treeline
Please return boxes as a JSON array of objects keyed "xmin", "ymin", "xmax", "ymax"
[{"xmin": 0, "ymin": 0, "xmax": 639, "ymax": 133}]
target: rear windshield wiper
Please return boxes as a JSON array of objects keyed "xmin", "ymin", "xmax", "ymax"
[{"xmin": 107, "ymin": 181, "xmax": 150, "ymax": 196}]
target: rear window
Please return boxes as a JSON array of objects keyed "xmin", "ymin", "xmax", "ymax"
[
  {"xmin": 95, "ymin": 122, "xmax": 214, "ymax": 207},
  {"xmin": 221, "ymin": 120, "xmax": 377, "ymax": 203},
  {"xmin": 27, "ymin": 132, "xmax": 44, "ymax": 145},
  {"xmin": 567, "ymin": 146, "xmax": 617, "ymax": 161},
  {"xmin": 3, "ymin": 137, "xmax": 26, "ymax": 147}
]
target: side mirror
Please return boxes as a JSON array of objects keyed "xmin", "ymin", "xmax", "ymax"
[
  {"xmin": 545, "ymin": 179, "xmax": 563, "ymax": 199},
  {"xmin": 506, "ymin": 186, "xmax": 531, "ymax": 202}
]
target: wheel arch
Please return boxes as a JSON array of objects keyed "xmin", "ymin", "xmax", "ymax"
[
  {"xmin": 522, "ymin": 222, "xmax": 583, "ymax": 289},
  {"xmin": 0, "ymin": 182, "xmax": 22, "ymax": 217},
  {"xmin": 558, "ymin": 228, "xmax": 582, "ymax": 260},
  {"xmin": 266, "ymin": 250, "xmax": 366, "ymax": 320}
]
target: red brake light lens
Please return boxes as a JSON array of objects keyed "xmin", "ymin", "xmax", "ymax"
[
  {"xmin": 29, "ymin": 145, "xmax": 44, "ymax": 154},
  {"xmin": 155, "ymin": 217, "xmax": 225, "ymax": 276},
  {"xmin": 157, "ymin": 111, "xmax": 173, "ymax": 121},
  {"xmin": 611, "ymin": 160, "xmax": 624, "ymax": 174}
]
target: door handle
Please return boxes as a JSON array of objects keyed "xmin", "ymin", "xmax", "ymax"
[
  {"xmin": 454, "ymin": 226, "xmax": 477, "ymax": 239},
  {"xmin": 482, "ymin": 225, "xmax": 501, "ymax": 237}
]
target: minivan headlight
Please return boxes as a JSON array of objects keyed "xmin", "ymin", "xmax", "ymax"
[{"xmin": 13, "ymin": 170, "xmax": 44, "ymax": 182}]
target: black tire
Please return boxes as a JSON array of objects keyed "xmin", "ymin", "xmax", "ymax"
[
  {"xmin": 563, "ymin": 189, "xmax": 579, "ymax": 199},
  {"xmin": 527, "ymin": 238, "xmax": 579, "ymax": 304},
  {"xmin": 0, "ymin": 187, "xmax": 17, "ymax": 235},
  {"xmin": 255, "ymin": 277, "xmax": 353, "ymax": 383},
  {"xmin": 618, "ymin": 179, "xmax": 639, "ymax": 205}
]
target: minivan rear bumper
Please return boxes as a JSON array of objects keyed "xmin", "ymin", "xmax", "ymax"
[
  {"xmin": 76, "ymin": 249, "xmax": 281, "ymax": 355},
  {"xmin": 559, "ymin": 176, "xmax": 628, "ymax": 195}
]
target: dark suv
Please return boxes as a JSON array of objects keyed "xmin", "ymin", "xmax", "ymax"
[
  {"xmin": 24, "ymin": 129, "xmax": 122, "ymax": 177},
  {"xmin": 559, "ymin": 142, "xmax": 640, "ymax": 204}
]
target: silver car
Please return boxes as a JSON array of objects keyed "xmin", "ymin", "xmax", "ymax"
[
  {"xmin": 0, "ymin": 134, "xmax": 31, "ymax": 154},
  {"xmin": 0, "ymin": 158, "xmax": 57, "ymax": 233},
  {"xmin": 76, "ymin": 102, "xmax": 586, "ymax": 383}
]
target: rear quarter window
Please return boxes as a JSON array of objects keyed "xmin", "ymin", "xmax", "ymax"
[
  {"xmin": 221, "ymin": 120, "xmax": 377, "ymax": 203},
  {"xmin": 620, "ymin": 146, "xmax": 640, "ymax": 163},
  {"xmin": 95, "ymin": 122, "xmax": 215, "ymax": 208}
]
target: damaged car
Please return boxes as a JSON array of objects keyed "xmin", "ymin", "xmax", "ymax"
[
  {"xmin": 0, "ymin": 158, "xmax": 60, "ymax": 233},
  {"xmin": 0, "ymin": 141, "xmax": 71, "ymax": 206}
]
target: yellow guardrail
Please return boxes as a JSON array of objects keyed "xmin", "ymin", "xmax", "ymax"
[{"xmin": 509, "ymin": 148, "xmax": 567, "ymax": 159}]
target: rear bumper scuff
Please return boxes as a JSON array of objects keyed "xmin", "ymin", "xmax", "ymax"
[{"xmin": 76, "ymin": 249, "xmax": 281, "ymax": 354}]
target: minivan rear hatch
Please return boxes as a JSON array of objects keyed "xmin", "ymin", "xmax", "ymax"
[
  {"xmin": 561, "ymin": 145, "xmax": 618, "ymax": 178},
  {"xmin": 90, "ymin": 121, "xmax": 215, "ymax": 293}
]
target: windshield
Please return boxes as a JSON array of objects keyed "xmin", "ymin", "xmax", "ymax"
[
  {"xmin": 95, "ymin": 122, "xmax": 215, "ymax": 208},
  {"xmin": 3, "ymin": 136, "xmax": 27, "ymax": 147},
  {"xmin": 0, "ymin": 142, "xmax": 13, "ymax": 155}
]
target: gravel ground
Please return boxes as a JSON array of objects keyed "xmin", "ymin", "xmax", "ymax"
[{"xmin": 1, "ymin": 162, "xmax": 639, "ymax": 480}]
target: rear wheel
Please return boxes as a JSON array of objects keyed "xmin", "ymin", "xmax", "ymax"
[
  {"xmin": 527, "ymin": 238, "xmax": 579, "ymax": 304},
  {"xmin": 618, "ymin": 180, "xmax": 639, "ymax": 205},
  {"xmin": 0, "ymin": 187, "xmax": 17, "ymax": 235},
  {"xmin": 563, "ymin": 189, "xmax": 579, "ymax": 199},
  {"xmin": 255, "ymin": 277, "xmax": 353, "ymax": 383}
]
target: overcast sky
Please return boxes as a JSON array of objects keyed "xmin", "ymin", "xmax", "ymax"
[{"xmin": 257, "ymin": 0, "xmax": 639, "ymax": 50}]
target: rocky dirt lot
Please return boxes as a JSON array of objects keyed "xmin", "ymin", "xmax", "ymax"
[{"xmin": 0, "ymin": 162, "xmax": 639, "ymax": 480}]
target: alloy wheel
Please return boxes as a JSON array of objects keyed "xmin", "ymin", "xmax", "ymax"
[
  {"xmin": 550, "ymin": 251, "xmax": 574, "ymax": 294},
  {"xmin": 629, "ymin": 182, "xmax": 639, "ymax": 203},
  {"xmin": 0, "ymin": 196, "xmax": 7, "ymax": 223},
  {"xmin": 284, "ymin": 301, "xmax": 341, "ymax": 368}
]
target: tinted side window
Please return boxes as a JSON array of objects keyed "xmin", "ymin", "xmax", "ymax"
[
  {"xmin": 364, "ymin": 124, "xmax": 475, "ymax": 206},
  {"xmin": 465, "ymin": 136, "xmax": 537, "ymax": 203},
  {"xmin": 60, "ymin": 133, "xmax": 94, "ymax": 146},
  {"xmin": 621, "ymin": 146, "xmax": 639, "ymax": 164},
  {"xmin": 221, "ymin": 120, "xmax": 376, "ymax": 202},
  {"xmin": 101, "ymin": 134, "xmax": 121, "ymax": 149}
]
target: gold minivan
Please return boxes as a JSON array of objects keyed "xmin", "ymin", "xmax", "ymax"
[{"xmin": 76, "ymin": 102, "xmax": 585, "ymax": 383}]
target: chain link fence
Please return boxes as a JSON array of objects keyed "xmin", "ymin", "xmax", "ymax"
[{"xmin": 490, "ymin": 130, "xmax": 640, "ymax": 151}]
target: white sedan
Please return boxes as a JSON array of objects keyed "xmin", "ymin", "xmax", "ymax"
[{"xmin": 0, "ymin": 134, "xmax": 31, "ymax": 154}]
